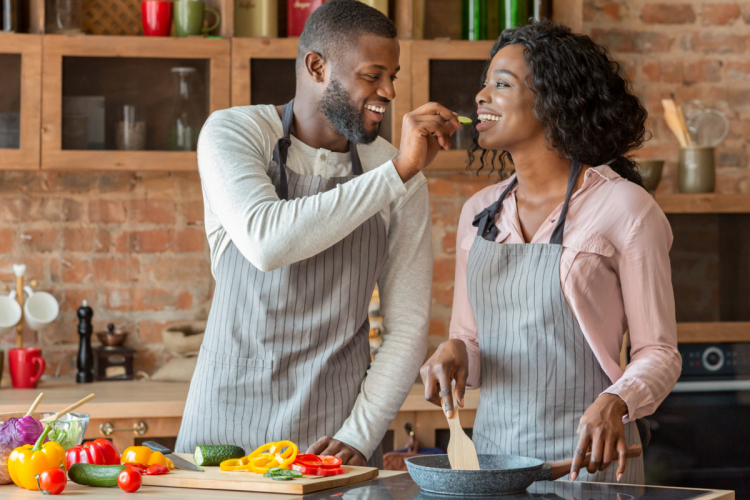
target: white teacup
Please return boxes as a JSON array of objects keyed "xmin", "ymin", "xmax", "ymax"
[
  {"xmin": 24, "ymin": 288, "xmax": 59, "ymax": 332},
  {"xmin": 0, "ymin": 294, "xmax": 22, "ymax": 335}
]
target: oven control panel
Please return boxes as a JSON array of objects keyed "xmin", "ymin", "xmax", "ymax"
[{"xmin": 678, "ymin": 343, "xmax": 750, "ymax": 379}]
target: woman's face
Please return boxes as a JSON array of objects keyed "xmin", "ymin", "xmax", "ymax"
[{"xmin": 474, "ymin": 43, "xmax": 546, "ymax": 152}]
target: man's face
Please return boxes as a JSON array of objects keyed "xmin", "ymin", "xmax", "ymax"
[{"xmin": 319, "ymin": 35, "xmax": 400, "ymax": 145}]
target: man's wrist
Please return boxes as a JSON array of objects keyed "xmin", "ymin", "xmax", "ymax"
[{"xmin": 600, "ymin": 393, "xmax": 628, "ymax": 418}]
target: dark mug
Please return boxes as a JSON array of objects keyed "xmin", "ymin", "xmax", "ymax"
[
  {"xmin": 141, "ymin": 0, "xmax": 173, "ymax": 36},
  {"xmin": 173, "ymin": 0, "xmax": 220, "ymax": 37},
  {"xmin": 9, "ymin": 347, "xmax": 46, "ymax": 389}
]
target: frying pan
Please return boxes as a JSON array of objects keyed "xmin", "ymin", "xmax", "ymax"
[{"xmin": 405, "ymin": 444, "xmax": 642, "ymax": 496}]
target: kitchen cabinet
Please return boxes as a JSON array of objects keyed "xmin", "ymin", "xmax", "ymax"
[
  {"xmin": 41, "ymin": 36, "xmax": 230, "ymax": 171},
  {"xmin": 0, "ymin": 34, "xmax": 42, "ymax": 170}
]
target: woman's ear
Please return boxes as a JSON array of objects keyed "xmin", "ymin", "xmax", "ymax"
[{"xmin": 304, "ymin": 52, "xmax": 326, "ymax": 83}]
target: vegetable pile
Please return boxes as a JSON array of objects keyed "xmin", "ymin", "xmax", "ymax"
[{"xmin": 217, "ymin": 441, "xmax": 346, "ymax": 480}]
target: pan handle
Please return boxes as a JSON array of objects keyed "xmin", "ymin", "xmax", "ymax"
[{"xmin": 538, "ymin": 444, "xmax": 642, "ymax": 481}]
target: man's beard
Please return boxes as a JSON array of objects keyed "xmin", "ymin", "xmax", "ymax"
[{"xmin": 319, "ymin": 78, "xmax": 380, "ymax": 145}]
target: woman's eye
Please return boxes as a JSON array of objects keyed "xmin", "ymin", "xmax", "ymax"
[{"xmin": 495, "ymin": 81, "xmax": 508, "ymax": 88}]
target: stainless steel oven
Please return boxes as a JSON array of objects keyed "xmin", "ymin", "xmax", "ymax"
[{"xmin": 643, "ymin": 342, "xmax": 750, "ymax": 498}]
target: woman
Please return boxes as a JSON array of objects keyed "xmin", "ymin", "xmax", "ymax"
[{"xmin": 421, "ymin": 20, "xmax": 681, "ymax": 484}]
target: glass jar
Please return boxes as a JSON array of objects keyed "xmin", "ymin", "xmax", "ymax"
[{"xmin": 168, "ymin": 67, "xmax": 202, "ymax": 152}]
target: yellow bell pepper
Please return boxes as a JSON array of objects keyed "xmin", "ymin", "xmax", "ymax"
[
  {"xmin": 8, "ymin": 426, "xmax": 66, "ymax": 490},
  {"xmin": 121, "ymin": 446, "xmax": 175, "ymax": 470}
]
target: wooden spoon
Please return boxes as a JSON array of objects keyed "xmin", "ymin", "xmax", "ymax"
[
  {"xmin": 662, "ymin": 99, "xmax": 689, "ymax": 147},
  {"xmin": 25, "ymin": 392, "xmax": 44, "ymax": 417},
  {"xmin": 442, "ymin": 389, "xmax": 480, "ymax": 470},
  {"xmin": 41, "ymin": 393, "xmax": 95, "ymax": 423}
]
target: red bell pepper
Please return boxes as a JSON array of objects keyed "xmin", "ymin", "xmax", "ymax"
[
  {"xmin": 292, "ymin": 454, "xmax": 323, "ymax": 468},
  {"xmin": 318, "ymin": 455, "xmax": 343, "ymax": 469},
  {"xmin": 291, "ymin": 463, "xmax": 345, "ymax": 477},
  {"xmin": 65, "ymin": 439, "xmax": 120, "ymax": 468}
]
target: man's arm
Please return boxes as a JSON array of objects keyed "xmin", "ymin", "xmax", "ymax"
[
  {"xmin": 199, "ymin": 111, "xmax": 407, "ymax": 272},
  {"xmin": 333, "ymin": 177, "xmax": 432, "ymax": 459}
]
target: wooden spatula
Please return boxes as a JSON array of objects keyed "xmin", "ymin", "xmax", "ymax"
[{"xmin": 442, "ymin": 389, "xmax": 480, "ymax": 470}]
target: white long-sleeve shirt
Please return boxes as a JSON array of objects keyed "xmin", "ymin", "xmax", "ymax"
[{"xmin": 197, "ymin": 104, "xmax": 432, "ymax": 458}]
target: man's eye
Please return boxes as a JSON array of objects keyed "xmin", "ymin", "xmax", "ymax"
[{"xmin": 390, "ymin": 75, "xmax": 398, "ymax": 82}]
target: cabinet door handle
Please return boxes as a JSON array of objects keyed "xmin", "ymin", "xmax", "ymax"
[{"xmin": 99, "ymin": 421, "xmax": 148, "ymax": 436}]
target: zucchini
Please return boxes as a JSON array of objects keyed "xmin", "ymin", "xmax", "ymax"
[
  {"xmin": 68, "ymin": 463, "xmax": 127, "ymax": 487},
  {"xmin": 194, "ymin": 444, "xmax": 246, "ymax": 466}
]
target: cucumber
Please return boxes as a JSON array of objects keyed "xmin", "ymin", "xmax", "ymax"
[
  {"xmin": 194, "ymin": 444, "xmax": 246, "ymax": 466},
  {"xmin": 68, "ymin": 463, "xmax": 127, "ymax": 487}
]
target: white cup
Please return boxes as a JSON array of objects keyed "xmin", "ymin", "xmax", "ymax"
[
  {"xmin": 0, "ymin": 293, "xmax": 22, "ymax": 335},
  {"xmin": 23, "ymin": 288, "xmax": 59, "ymax": 332}
]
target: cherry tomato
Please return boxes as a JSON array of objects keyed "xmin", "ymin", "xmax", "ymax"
[
  {"xmin": 145, "ymin": 464, "xmax": 170, "ymax": 475},
  {"xmin": 36, "ymin": 466, "xmax": 67, "ymax": 495},
  {"xmin": 318, "ymin": 455, "xmax": 343, "ymax": 469},
  {"xmin": 118, "ymin": 467, "xmax": 142, "ymax": 493}
]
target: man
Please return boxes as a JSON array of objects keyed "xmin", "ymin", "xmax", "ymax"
[{"xmin": 175, "ymin": 0, "xmax": 461, "ymax": 467}]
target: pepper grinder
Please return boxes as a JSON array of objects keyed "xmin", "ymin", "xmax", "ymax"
[{"xmin": 76, "ymin": 300, "xmax": 94, "ymax": 383}]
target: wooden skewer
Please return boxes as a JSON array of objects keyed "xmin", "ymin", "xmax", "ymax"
[
  {"xmin": 25, "ymin": 392, "xmax": 44, "ymax": 418},
  {"xmin": 41, "ymin": 394, "xmax": 95, "ymax": 423}
]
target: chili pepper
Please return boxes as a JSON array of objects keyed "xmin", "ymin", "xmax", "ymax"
[
  {"xmin": 65, "ymin": 439, "xmax": 121, "ymax": 468},
  {"xmin": 8, "ymin": 426, "xmax": 66, "ymax": 490},
  {"xmin": 120, "ymin": 446, "xmax": 175, "ymax": 470},
  {"xmin": 144, "ymin": 464, "xmax": 170, "ymax": 476}
]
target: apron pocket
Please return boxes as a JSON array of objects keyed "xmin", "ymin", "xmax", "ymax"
[{"xmin": 195, "ymin": 346, "xmax": 275, "ymax": 447}]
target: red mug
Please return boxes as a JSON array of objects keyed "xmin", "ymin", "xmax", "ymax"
[
  {"xmin": 141, "ymin": 0, "xmax": 173, "ymax": 36},
  {"xmin": 9, "ymin": 347, "xmax": 46, "ymax": 389}
]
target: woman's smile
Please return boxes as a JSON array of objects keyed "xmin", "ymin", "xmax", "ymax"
[{"xmin": 476, "ymin": 108, "xmax": 502, "ymax": 131}]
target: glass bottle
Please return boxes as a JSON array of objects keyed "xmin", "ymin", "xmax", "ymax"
[
  {"xmin": 462, "ymin": 0, "xmax": 487, "ymax": 41},
  {"xmin": 499, "ymin": 0, "xmax": 529, "ymax": 31},
  {"xmin": 169, "ymin": 67, "xmax": 201, "ymax": 152}
]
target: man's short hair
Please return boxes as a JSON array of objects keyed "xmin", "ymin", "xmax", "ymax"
[{"xmin": 297, "ymin": 0, "xmax": 397, "ymax": 72}]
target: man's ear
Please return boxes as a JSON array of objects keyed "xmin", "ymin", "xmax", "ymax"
[{"xmin": 304, "ymin": 51, "xmax": 326, "ymax": 83}]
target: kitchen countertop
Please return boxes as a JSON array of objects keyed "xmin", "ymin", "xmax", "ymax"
[
  {"xmin": 0, "ymin": 378, "xmax": 477, "ymax": 417},
  {"xmin": 0, "ymin": 472, "xmax": 734, "ymax": 500}
]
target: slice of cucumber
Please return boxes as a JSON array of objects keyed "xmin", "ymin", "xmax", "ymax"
[{"xmin": 194, "ymin": 444, "xmax": 246, "ymax": 466}]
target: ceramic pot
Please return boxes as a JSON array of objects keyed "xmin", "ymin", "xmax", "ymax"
[
  {"xmin": 636, "ymin": 159, "xmax": 664, "ymax": 192},
  {"xmin": 679, "ymin": 146, "xmax": 715, "ymax": 194}
]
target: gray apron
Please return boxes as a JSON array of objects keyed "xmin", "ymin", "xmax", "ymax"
[
  {"xmin": 176, "ymin": 100, "xmax": 388, "ymax": 468},
  {"xmin": 467, "ymin": 160, "xmax": 644, "ymax": 484}
]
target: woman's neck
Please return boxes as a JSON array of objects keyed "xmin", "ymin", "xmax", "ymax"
[{"xmin": 511, "ymin": 148, "xmax": 575, "ymax": 203}]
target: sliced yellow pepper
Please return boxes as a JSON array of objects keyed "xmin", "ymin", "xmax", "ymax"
[
  {"xmin": 121, "ymin": 446, "xmax": 175, "ymax": 470},
  {"xmin": 220, "ymin": 441, "xmax": 298, "ymax": 474},
  {"xmin": 8, "ymin": 426, "xmax": 66, "ymax": 490}
]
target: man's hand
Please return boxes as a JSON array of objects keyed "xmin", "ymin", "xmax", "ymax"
[
  {"xmin": 306, "ymin": 437, "xmax": 367, "ymax": 466},
  {"xmin": 570, "ymin": 393, "xmax": 629, "ymax": 482},
  {"xmin": 393, "ymin": 102, "xmax": 461, "ymax": 183},
  {"xmin": 419, "ymin": 339, "xmax": 469, "ymax": 419}
]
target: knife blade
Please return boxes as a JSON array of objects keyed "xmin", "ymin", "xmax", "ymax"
[{"xmin": 143, "ymin": 441, "xmax": 204, "ymax": 472}]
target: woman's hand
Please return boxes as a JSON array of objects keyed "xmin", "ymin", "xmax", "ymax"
[
  {"xmin": 570, "ymin": 393, "xmax": 629, "ymax": 481},
  {"xmin": 419, "ymin": 339, "xmax": 469, "ymax": 418}
]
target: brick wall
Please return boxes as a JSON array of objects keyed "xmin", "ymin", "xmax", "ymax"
[
  {"xmin": 0, "ymin": 171, "xmax": 213, "ymax": 377},
  {"xmin": 585, "ymin": 0, "xmax": 750, "ymax": 192}
]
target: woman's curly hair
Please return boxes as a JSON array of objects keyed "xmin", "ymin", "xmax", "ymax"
[{"xmin": 468, "ymin": 19, "xmax": 649, "ymax": 188}]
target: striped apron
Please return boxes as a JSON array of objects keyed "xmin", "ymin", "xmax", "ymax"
[
  {"xmin": 467, "ymin": 160, "xmax": 644, "ymax": 484},
  {"xmin": 176, "ymin": 100, "xmax": 388, "ymax": 468}
]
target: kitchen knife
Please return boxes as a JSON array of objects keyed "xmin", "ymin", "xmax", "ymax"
[{"xmin": 143, "ymin": 441, "xmax": 204, "ymax": 472}]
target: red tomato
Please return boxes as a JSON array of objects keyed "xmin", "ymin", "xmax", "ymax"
[
  {"xmin": 145, "ymin": 464, "xmax": 170, "ymax": 476},
  {"xmin": 37, "ymin": 466, "xmax": 67, "ymax": 495},
  {"xmin": 118, "ymin": 468, "xmax": 142, "ymax": 493},
  {"xmin": 318, "ymin": 455, "xmax": 343, "ymax": 469}
]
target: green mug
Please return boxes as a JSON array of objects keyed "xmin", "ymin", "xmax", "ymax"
[{"xmin": 174, "ymin": 0, "xmax": 221, "ymax": 37}]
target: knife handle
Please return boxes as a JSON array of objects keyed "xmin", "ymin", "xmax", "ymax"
[{"xmin": 143, "ymin": 441, "xmax": 172, "ymax": 454}]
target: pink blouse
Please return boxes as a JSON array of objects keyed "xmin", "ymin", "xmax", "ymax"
[{"xmin": 450, "ymin": 165, "xmax": 682, "ymax": 421}]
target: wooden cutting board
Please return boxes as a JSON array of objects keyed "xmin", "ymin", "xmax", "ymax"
[{"xmin": 140, "ymin": 454, "xmax": 379, "ymax": 495}]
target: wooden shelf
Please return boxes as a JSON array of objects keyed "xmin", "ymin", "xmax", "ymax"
[
  {"xmin": 41, "ymin": 36, "xmax": 230, "ymax": 171},
  {"xmin": 677, "ymin": 322, "xmax": 750, "ymax": 343},
  {"xmin": 656, "ymin": 194, "xmax": 750, "ymax": 214},
  {"xmin": 0, "ymin": 33, "xmax": 42, "ymax": 170}
]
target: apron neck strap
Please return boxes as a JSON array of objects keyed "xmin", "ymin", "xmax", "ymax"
[
  {"xmin": 472, "ymin": 159, "xmax": 584, "ymax": 244},
  {"xmin": 548, "ymin": 159, "xmax": 582, "ymax": 245},
  {"xmin": 272, "ymin": 99, "xmax": 364, "ymax": 200}
]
